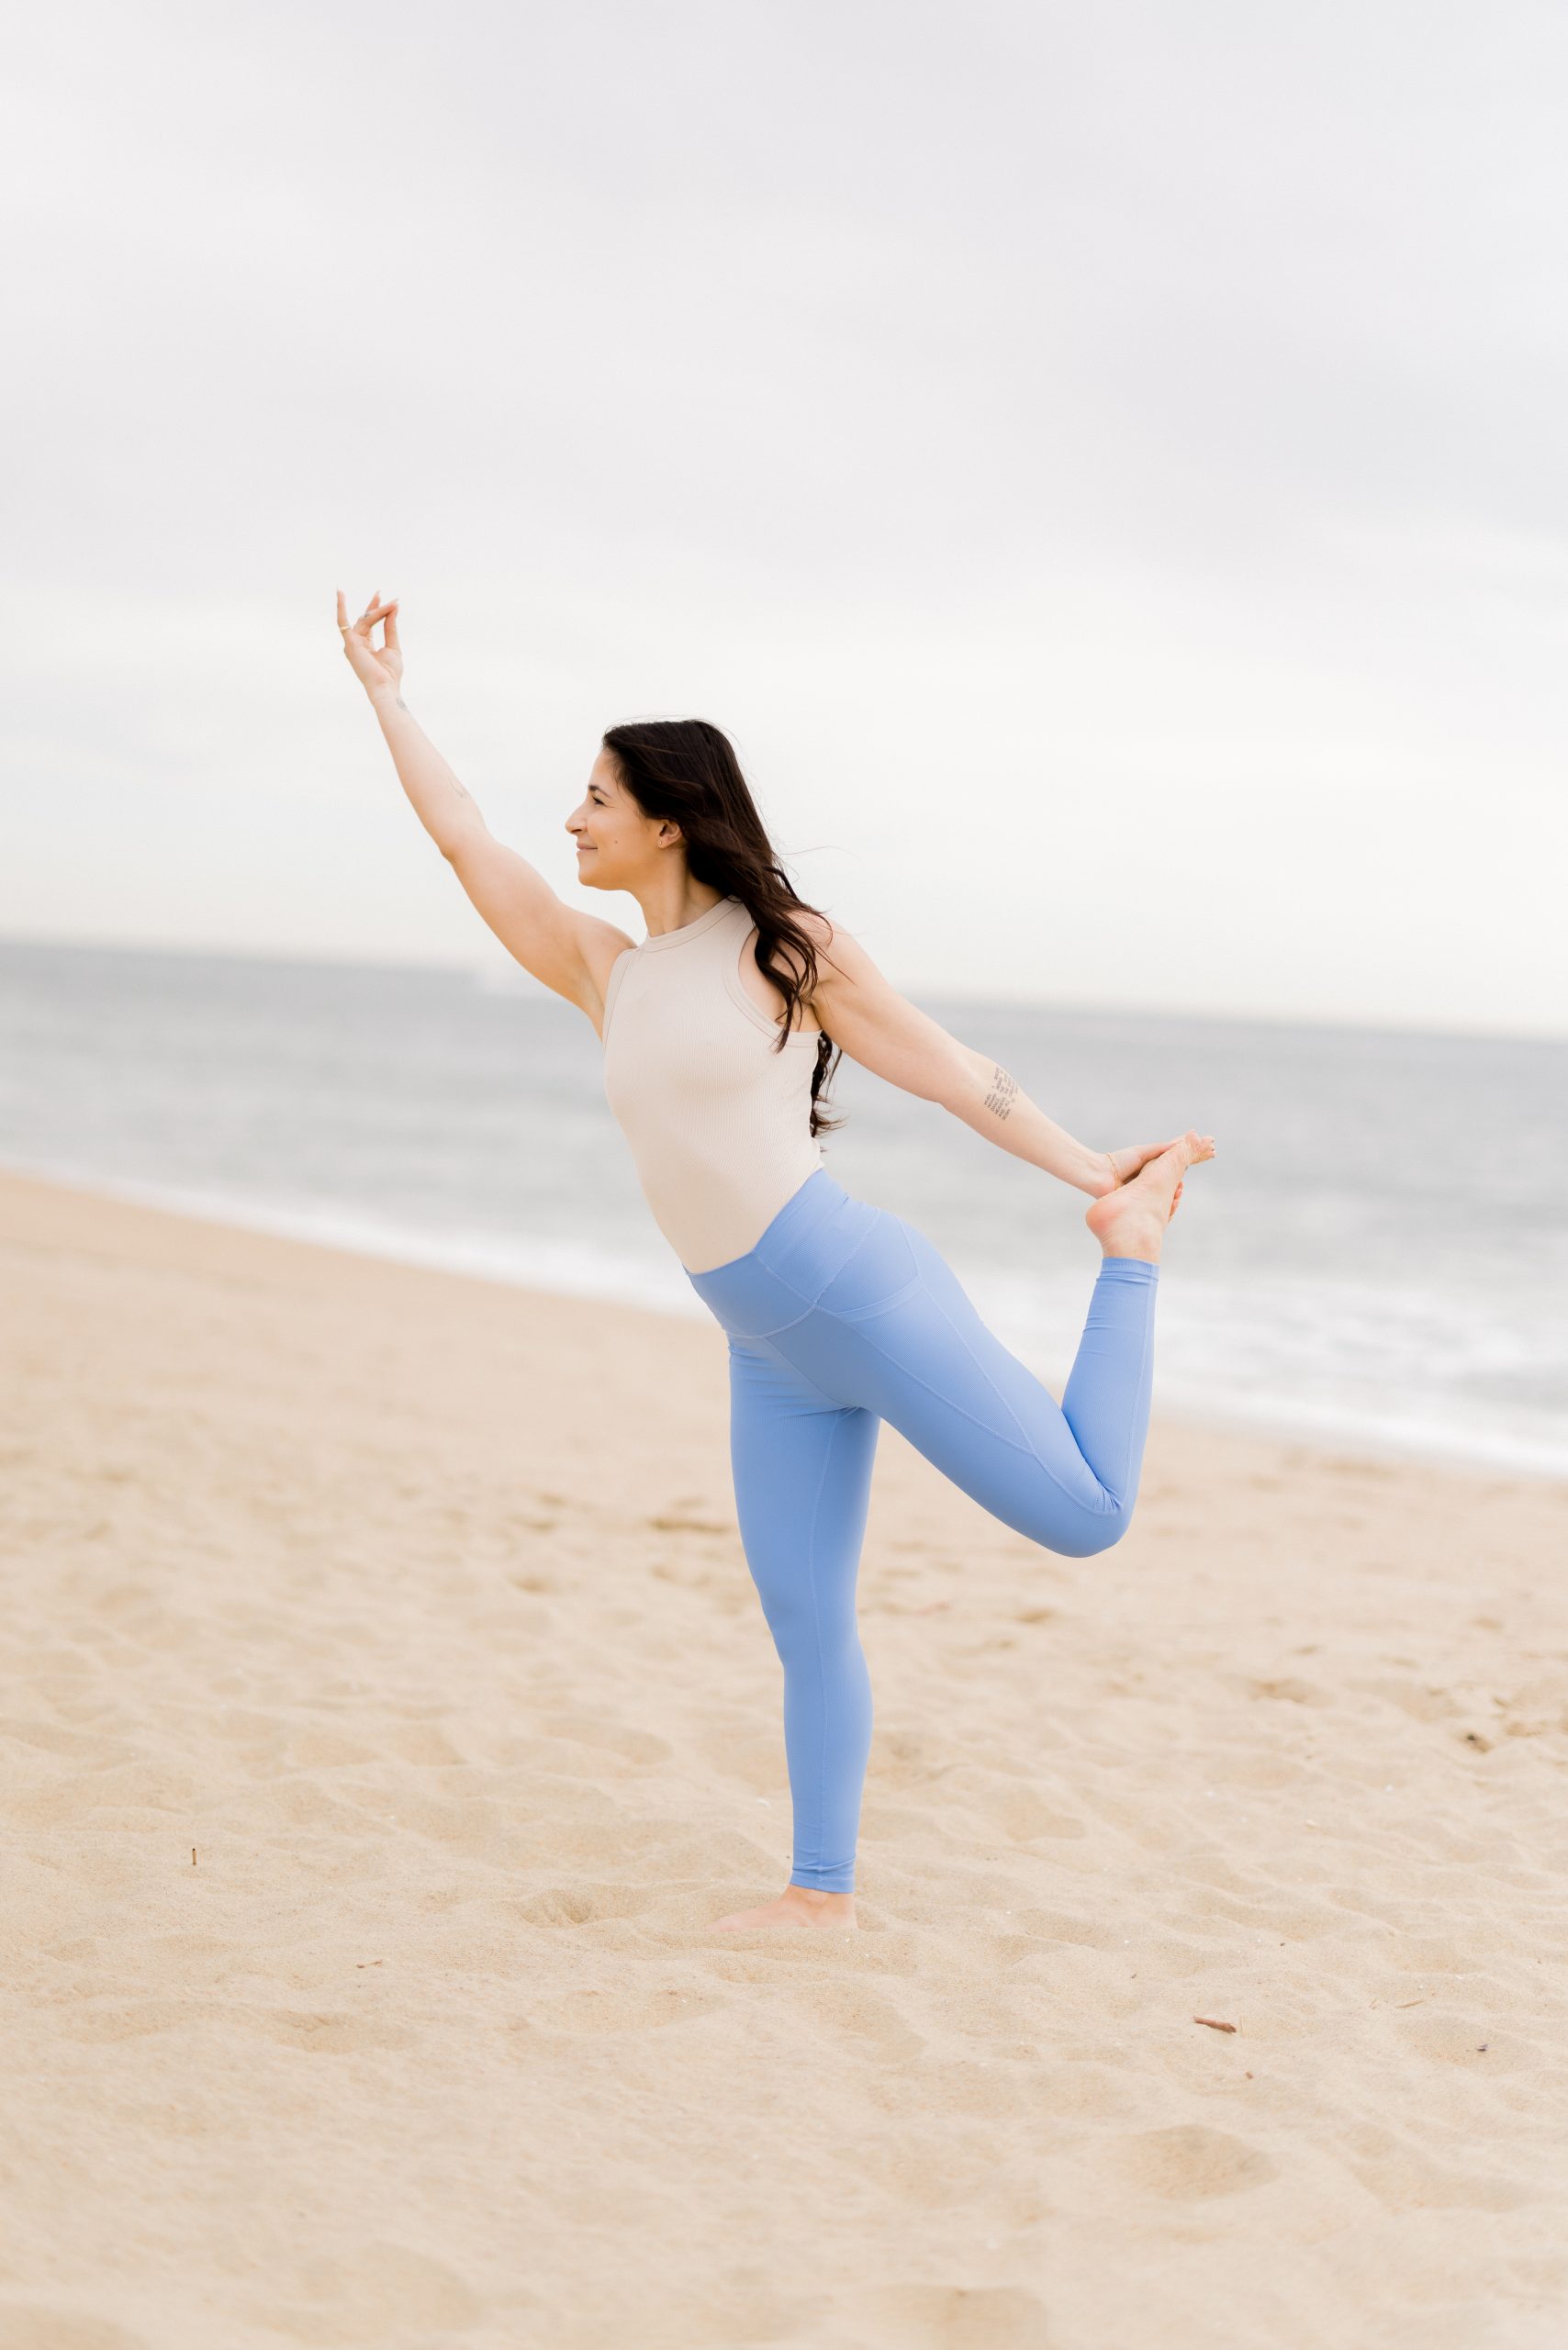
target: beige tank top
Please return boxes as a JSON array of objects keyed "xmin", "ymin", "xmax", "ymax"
[{"xmin": 600, "ymin": 893, "xmax": 824, "ymax": 1273}]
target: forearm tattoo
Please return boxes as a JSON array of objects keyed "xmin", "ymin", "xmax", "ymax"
[{"xmin": 981, "ymin": 1064, "xmax": 1017, "ymax": 1120}]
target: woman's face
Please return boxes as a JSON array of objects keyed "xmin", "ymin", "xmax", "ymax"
[{"xmin": 564, "ymin": 750, "xmax": 673, "ymax": 890}]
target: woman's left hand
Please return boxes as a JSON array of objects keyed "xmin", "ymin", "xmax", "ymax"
[{"xmin": 1093, "ymin": 1137, "xmax": 1183, "ymax": 1197}]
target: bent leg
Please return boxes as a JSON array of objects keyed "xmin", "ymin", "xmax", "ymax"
[
  {"xmin": 725, "ymin": 1332, "xmax": 881, "ymax": 1893},
  {"xmin": 762, "ymin": 1215, "xmax": 1159, "ymax": 1559}
]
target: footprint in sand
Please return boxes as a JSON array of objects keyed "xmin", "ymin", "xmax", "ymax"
[
  {"xmin": 54, "ymin": 1999, "xmax": 196, "ymax": 2044},
  {"xmin": 1114, "ymin": 2122, "xmax": 1280, "ymax": 2200},
  {"xmin": 244, "ymin": 2007, "xmax": 412, "ymax": 2055},
  {"xmin": 0, "ymin": 2313, "xmax": 152, "ymax": 2349},
  {"xmin": 849, "ymin": 2280, "xmax": 1054, "ymax": 2345},
  {"xmin": 513, "ymin": 1881, "xmax": 671, "ymax": 1928},
  {"xmin": 535, "ymin": 1983, "xmax": 733, "ymax": 2035},
  {"xmin": 1244, "ymin": 1674, "xmax": 1332, "ymax": 1707},
  {"xmin": 242, "ymin": 2244, "xmax": 485, "ymax": 2341}
]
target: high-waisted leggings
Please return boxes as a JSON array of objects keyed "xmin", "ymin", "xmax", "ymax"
[{"xmin": 686, "ymin": 1164, "xmax": 1159, "ymax": 1894}]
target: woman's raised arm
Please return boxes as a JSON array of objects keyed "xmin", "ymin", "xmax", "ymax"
[
  {"xmin": 338, "ymin": 589, "xmax": 486, "ymax": 856},
  {"xmin": 336, "ymin": 589, "xmax": 632, "ymax": 1019}
]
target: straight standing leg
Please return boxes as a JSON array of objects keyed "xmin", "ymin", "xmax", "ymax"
[{"xmin": 724, "ymin": 1330, "xmax": 881, "ymax": 1894}]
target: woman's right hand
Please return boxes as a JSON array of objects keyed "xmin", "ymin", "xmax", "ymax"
[{"xmin": 336, "ymin": 588, "xmax": 403, "ymax": 700}]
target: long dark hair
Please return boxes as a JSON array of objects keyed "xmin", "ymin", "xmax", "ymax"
[{"xmin": 601, "ymin": 718, "xmax": 846, "ymax": 1140}]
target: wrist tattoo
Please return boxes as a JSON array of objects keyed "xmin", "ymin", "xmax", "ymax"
[{"xmin": 981, "ymin": 1064, "xmax": 1017, "ymax": 1120}]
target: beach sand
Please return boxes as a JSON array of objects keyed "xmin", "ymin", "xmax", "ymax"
[{"xmin": 3, "ymin": 1164, "xmax": 1565, "ymax": 2350}]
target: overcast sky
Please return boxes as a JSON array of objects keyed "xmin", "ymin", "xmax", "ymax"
[{"xmin": 4, "ymin": 0, "xmax": 1564, "ymax": 1035}]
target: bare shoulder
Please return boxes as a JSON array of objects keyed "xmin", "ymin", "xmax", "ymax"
[
  {"xmin": 774, "ymin": 903, "xmax": 852, "ymax": 978},
  {"xmin": 783, "ymin": 905, "xmax": 876, "ymax": 992},
  {"xmin": 790, "ymin": 904, "xmax": 838, "ymax": 953},
  {"xmin": 759, "ymin": 905, "xmax": 889, "ymax": 1033}
]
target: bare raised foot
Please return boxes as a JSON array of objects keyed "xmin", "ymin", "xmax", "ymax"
[
  {"xmin": 1084, "ymin": 1128, "xmax": 1214, "ymax": 1263},
  {"xmin": 712, "ymin": 1885, "xmax": 858, "ymax": 1932}
]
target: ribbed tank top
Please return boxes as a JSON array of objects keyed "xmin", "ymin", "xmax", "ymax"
[{"xmin": 600, "ymin": 893, "xmax": 824, "ymax": 1274}]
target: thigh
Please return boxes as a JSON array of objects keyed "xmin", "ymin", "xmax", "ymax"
[
  {"xmin": 724, "ymin": 1334, "xmax": 880, "ymax": 1631},
  {"xmin": 764, "ymin": 1214, "xmax": 1114, "ymax": 1532}
]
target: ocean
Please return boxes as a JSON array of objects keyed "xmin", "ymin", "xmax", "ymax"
[{"xmin": 3, "ymin": 936, "xmax": 1564, "ymax": 1478}]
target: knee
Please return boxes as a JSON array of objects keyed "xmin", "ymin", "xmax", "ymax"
[
  {"xmin": 759, "ymin": 1590, "xmax": 813, "ymax": 1655},
  {"xmin": 759, "ymin": 1588, "xmax": 860, "ymax": 1661},
  {"xmin": 1058, "ymin": 1497, "xmax": 1134, "ymax": 1558}
]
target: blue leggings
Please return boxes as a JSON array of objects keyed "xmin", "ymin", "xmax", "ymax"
[{"xmin": 687, "ymin": 1165, "xmax": 1159, "ymax": 1894}]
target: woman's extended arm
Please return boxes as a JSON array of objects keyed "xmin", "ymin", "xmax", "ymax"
[
  {"xmin": 337, "ymin": 589, "xmax": 485, "ymax": 854},
  {"xmin": 801, "ymin": 913, "xmax": 1170, "ymax": 1199},
  {"xmin": 335, "ymin": 589, "xmax": 633, "ymax": 1014},
  {"xmin": 372, "ymin": 690, "xmax": 486, "ymax": 855},
  {"xmin": 928, "ymin": 1038, "xmax": 1119, "ymax": 1193}
]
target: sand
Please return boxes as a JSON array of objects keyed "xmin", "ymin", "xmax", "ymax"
[{"xmin": 3, "ymin": 1164, "xmax": 1566, "ymax": 2350}]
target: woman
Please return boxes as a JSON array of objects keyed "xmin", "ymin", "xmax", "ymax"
[{"xmin": 338, "ymin": 589, "xmax": 1215, "ymax": 1933}]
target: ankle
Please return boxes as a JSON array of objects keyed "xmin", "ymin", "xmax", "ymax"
[{"xmin": 1099, "ymin": 1237, "xmax": 1162, "ymax": 1265}]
